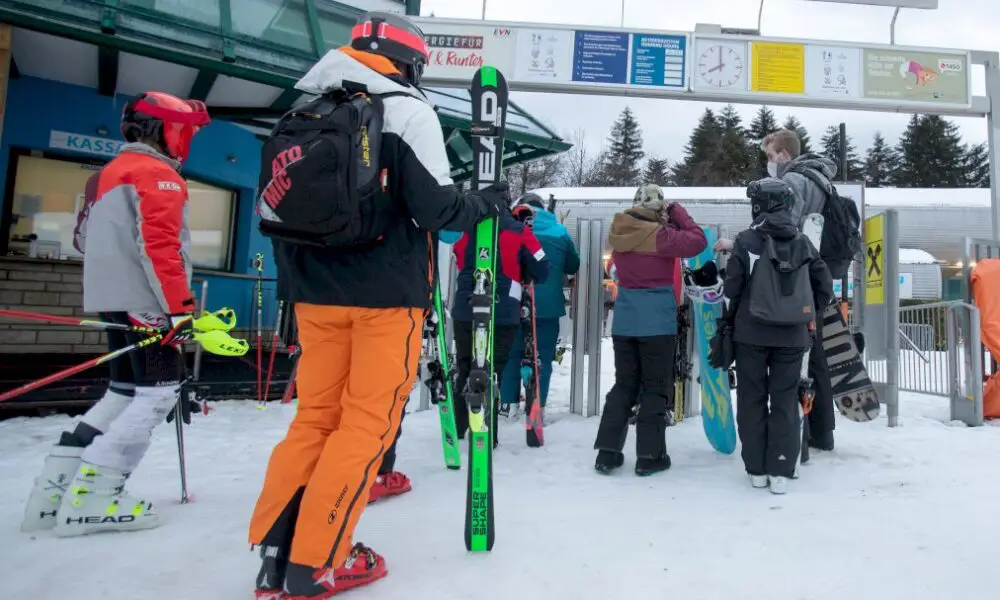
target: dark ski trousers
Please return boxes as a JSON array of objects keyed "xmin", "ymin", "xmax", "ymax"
[
  {"xmin": 594, "ymin": 335, "xmax": 676, "ymax": 459},
  {"xmin": 379, "ymin": 408, "xmax": 404, "ymax": 475},
  {"xmin": 734, "ymin": 343, "xmax": 806, "ymax": 478},
  {"xmin": 806, "ymin": 314, "xmax": 835, "ymax": 439},
  {"xmin": 453, "ymin": 320, "xmax": 518, "ymax": 440}
]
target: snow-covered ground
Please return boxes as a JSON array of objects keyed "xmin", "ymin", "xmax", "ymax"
[{"xmin": 5, "ymin": 340, "xmax": 1000, "ymax": 599}]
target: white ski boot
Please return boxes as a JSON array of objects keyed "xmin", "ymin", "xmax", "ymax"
[
  {"xmin": 748, "ymin": 474, "xmax": 768, "ymax": 489},
  {"xmin": 21, "ymin": 445, "xmax": 84, "ymax": 532},
  {"xmin": 52, "ymin": 462, "xmax": 159, "ymax": 537},
  {"xmin": 768, "ymin": 475, "xmax": 788, "ymax": 495}
]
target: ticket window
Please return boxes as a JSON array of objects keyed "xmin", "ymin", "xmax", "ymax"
[{"xmin": 4, "ymin": 153, "xmax": 236, "ymax": 270}]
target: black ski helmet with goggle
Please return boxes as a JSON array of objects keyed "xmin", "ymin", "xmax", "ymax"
[
  {"xmin": 746, "ymin": 177, "xmax": 795, "ymax": 217},
  {"xmin": 350, "ymin": 11, "xmax": 430, "ymax": 87}
]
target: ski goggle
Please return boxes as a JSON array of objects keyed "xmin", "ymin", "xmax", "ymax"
[{"xmin": 685, "ymin": 284, "xmax": 724, "ymax": 305}]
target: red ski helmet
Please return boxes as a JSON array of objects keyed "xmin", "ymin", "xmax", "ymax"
[
  {"xmin": 350, "ymin": 11, "xmax": 430, "ymax": 86},
  {"xmin": 121, "ymin": 92, "xmax": 211, "ymax": 163}
]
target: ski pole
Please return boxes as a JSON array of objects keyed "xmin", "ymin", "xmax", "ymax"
[
  {"xmin": 263, "ymin": 300, "xmax": 284, "ymax": 402},
  {"xmin": 253, "ymin": 253, "xmax": 264, "ymax": 409},
  {"xmin": 0, "ymin": 308, "xmax": 159, "ymax": 334},
  {"xmin": 0, "ymin": 334, "xmax": 162, "ymax": 403}
]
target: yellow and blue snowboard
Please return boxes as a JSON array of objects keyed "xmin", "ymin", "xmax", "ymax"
[{"xmin": 685, "ymin": 226, "xmax": 737, "ymax": 454}]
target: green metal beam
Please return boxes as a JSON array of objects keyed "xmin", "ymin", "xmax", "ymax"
[
  {"xmin": 189, "ymin": 70, "xmax": 219, "ymax": 101},
  {"xmin": 303, "ymin": 0, "xmax": 326, "ymax": 58},
  {"xmin": 218, "ymin": 0, "xmax": 236, "ymax": 62},
  {"xmin": 97, "ymin": 47, "xmax": 119, "ymax": 97}
]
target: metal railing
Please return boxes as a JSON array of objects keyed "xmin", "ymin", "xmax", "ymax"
[{"xmin": 865, "ymin": 301, "xmax": 984, "ymax": 424}]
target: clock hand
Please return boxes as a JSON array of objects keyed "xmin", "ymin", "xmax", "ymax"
[{"xmin": 708, "ymin": 63, "xmax": 725, "ymax": 73}]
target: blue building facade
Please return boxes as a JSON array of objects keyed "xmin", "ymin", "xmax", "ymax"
[{"xmin": 2, "ymin": 75, "xmax": 273, "ymax": 325}]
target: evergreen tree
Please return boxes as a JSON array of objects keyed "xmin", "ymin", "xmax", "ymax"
[
  {"xmin": 862, "ymin": 131, "xmax": 898, "ymax": 188},
  {"xmin": 601, "ymin": 106, "xmax": 645, "ymax": 186},
  {"xmin": 963, "ymin": 141, "xmax": 990, "ymax": 188},
  {"xmin": 892, "ymin": 114, "xmax": 968, "ymax": 187},
  {"xmin": 672, "ymin": 108, "xmax": 725, "ymax": 185},
  {"xmin": 781, "ymin": 115, "xmax": 812, "ymax": 154},
  {"xmin": 820, "ymin": 125, "xmax": 862, "ymax": 181},
  {"xmin": 643, "ymin": 156, "xmax": 671, "ymax": 186},
  {"xmin": 747, "ymin": 105, "xmax": 780, "ymax": 176},
  {"xmin": 716, "ymin": 104, "xmax": 756, "ymax": 185}
]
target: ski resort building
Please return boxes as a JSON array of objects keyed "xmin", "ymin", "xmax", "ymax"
[{"xmin": 0, "ymin": 0, "xmax": 569, "ymax": 409}]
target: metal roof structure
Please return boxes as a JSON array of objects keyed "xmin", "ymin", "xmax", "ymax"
[{"xmin": 0, "ymin": 0, "xmax": 570, "ymax": 179}]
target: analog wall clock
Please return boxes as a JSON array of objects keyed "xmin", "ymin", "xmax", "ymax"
[{"xmin": 694, "ymin": 39, "xmax": 748, "ymax": 91}]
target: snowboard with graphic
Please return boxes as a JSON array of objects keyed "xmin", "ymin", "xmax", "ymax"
[{"xmin": 685, "ymin": 225, "xmax": 737, "ymax": 454}]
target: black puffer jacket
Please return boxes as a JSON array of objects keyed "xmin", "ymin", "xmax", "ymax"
[{"xmin": 723, "ymin": 209, "xmax": 833, "ymax": 348}]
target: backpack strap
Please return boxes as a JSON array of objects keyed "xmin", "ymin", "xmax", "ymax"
[{"xmin": 787, "ymin": 164, "xmax": 834, "ymax": 198}]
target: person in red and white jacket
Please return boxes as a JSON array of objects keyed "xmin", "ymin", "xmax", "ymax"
[
  {"xmin": 21, "ymin": 91, "xmax": 209, "ymax": 538},
  {"xmin": 450, "ymin": 207, "xmax": 550, "ymax": 445}
]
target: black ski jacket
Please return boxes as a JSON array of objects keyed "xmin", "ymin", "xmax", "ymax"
[{"xmin": 723, "ymin": 209, "xmax": 833, "ymax": 348}]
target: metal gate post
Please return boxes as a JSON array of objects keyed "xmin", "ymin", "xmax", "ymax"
[
  {"xmin": 570, "ymin": 219, "xmax": 592, "ymax": 415},
  {"xmin": 884, "ymin": 210, "xmax": 900, "ymax": 427},
  {"xmin": 584, "ymin": 219, "xmax": 604, "ymax": 417}
]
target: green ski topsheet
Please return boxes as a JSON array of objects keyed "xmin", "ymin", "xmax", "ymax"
[{"xmin": 464, "ymin": 65, "xmax": 507, "ymax": 553}]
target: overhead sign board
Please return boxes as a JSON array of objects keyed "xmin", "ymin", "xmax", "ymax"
[
  {"xmin": 692, "ymin": 34, "xmax": 971, "ymax": 110},
  {"xmin": 412, "ymin": 17, "xmax": 975, "ymax": 114}
]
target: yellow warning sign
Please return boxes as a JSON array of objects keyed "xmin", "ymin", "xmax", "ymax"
[
  {"xmin": 864, "ymin": 213, "xmax": 885, "ymax": 305},
  {"xmin": 751, "ymin": 42, "xmax": 805, "ymax": 94}
]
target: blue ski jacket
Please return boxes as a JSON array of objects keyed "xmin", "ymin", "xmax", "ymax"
[{"xmin": 521, "ymin": 207, "xmax": 579, "ymax": 319}]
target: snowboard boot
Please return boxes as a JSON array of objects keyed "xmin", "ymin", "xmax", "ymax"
[
  {"xmin": 594, "ymin": 450, "xmax": 624, "ymax": 475},
  {"xmin": 21, "ymin": 445, "xmax": 84, "ymax": 532},
  {"xmin": 635, "ymin": 454, "xmax": 671, "ymax": 477},
  {"xmin": 808, "ymin": 430, "xmax": 834, "ymax": 452},
  {"xmin": 282, "ymin": 543, "xmax": 387, "ymax": 598},
  {"xmin": 748, "ymin": 474, "xmax": 768, "ymax": 489},
  {"xmin": 768, "ymin": 475, "xmax": 788, "ymax": 495},
  {"xmin": 52, "ymin": 462, "xmax": 158, "ymax": 537},
  {"xmin": 368, "ymin": 472, "xmax": 412, "ymax": 504},
  {"xmin": 255, "ymin": 545, "xmax": 288, "ymax": 600}
]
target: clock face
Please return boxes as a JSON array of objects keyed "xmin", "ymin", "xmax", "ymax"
[{"xmin": 698, "ymin": 44, "xmax": 745, "ymax": 89}]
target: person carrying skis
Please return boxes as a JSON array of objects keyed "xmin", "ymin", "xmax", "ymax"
[
  {"xmin": 21, "ymin": 92, "xmax": 211, "ymax": 536},
  {"xmin": 451, "ymin": 206, "xmax": 549, "ymax": 445},
  {"xmin": 593, "ymin": 184, "xmax": 706, "ymax": 476},
  {"xmin": 722, "ymin": 178, "xmax": 833, "ymax": 494},
  {"xmin": 248, "ymin": 12, "xmax": 512, "ymax": 599},
  {"xmin": 367, "ymin": 228, "xmax": 462, "ymax": 505},
  {"xmin": 715, "ymin": 129, "xmax": 841, "ymax": 456},
  {"xmin": 499, "ymin": 193, "xmax": 579, "ymax": 420}
]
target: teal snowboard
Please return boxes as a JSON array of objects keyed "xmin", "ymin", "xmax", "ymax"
[{"xmin": 685, "ymin": 226, "xmax": 737, "ymax": 455}]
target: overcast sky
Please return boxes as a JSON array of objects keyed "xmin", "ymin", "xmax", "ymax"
[{"xmin": 418, "ymin": 0, "xmax": 995, "ymax": 165}]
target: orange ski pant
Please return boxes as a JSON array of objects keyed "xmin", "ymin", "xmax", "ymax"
[{"xmin": 248, "ymin": 303, "xmax": 422, "ymax": 568}]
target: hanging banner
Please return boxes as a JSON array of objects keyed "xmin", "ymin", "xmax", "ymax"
[{"xmin": 422, "ymin": 21, "xmax": 516, "ymax": 83}]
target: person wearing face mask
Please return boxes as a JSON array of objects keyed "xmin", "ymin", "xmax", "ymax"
[{"xmin": 714, "ymin": 128, "xmax": 839, "ymax": 458}]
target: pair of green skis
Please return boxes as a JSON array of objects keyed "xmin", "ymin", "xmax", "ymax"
[{"xmin": 421, "ymin": 66, "xmax": 507, "ymax": 553}]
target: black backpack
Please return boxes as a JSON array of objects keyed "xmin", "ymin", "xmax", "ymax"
[
  {"xmin": 748, "ymin": 234, "xmax": 815, "ymax": 326},
  {"xmin": 788, "ymin": 166, "xmax": 862, "ymax": 280},
  {"xmin": 256, "ymin": 88, "xmax": 404, "ymax": 247}
]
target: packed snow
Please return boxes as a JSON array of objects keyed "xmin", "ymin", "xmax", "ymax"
[{"xmin": 4, "ymin": 340, "xmax": 1000, "ymax": 599}]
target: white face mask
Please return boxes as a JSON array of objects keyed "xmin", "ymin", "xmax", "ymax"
[{"xmin": 766, "ymin": 161, "xmax": 778, "ymax": 177}]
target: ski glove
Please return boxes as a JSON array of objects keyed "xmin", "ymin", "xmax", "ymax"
[
  {"xmin": 471, "ymin": 182, "xmax": 512, "ymax": 218},
  {"xmin": 161, "ymin": 314, "xmax": 194, "ymax": 348}
]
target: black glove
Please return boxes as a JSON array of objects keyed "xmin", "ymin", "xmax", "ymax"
[
  {"xmin": 166, "ymin": 384, "xmax": 207, "ymax": 425},
  {"xmin": 470, "ymin": 182, "xmax": 511, "ymax": 218}
]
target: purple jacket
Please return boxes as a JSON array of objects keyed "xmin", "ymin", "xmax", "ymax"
[
  {"xmin": 610, "ymin": 204, "xmax": 706, "ymax": 289},
  {"xmin": 608, "ymin": 204, "xmax": 707, "ymax": 337}
]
